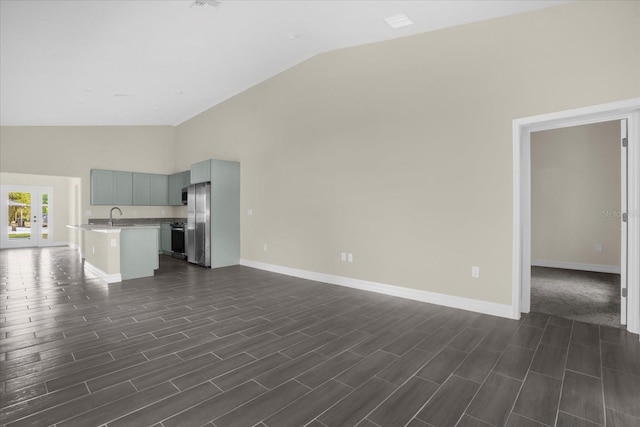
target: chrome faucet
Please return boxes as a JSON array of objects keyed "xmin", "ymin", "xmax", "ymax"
[{"xmin": 109, "ymin": 207, "xmax": 123, "ymax": 226}]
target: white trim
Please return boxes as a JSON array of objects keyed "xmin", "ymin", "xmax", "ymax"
[
  {"xmin": 84, "ymin": 261, "xmax": 122, "ymax": 284},
  {"xmin": 513, "ymin": 98, "xmax": 640, "ymax": 336},
  {"xmin": 240, "ymin": 259, "xmax": 514, "ymax": 319},
  {"xmin": 532, "ymin": 260, "xmax": 621, "ymax": 275}
]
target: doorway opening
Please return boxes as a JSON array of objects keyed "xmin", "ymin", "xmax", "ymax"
[
  {"xmin": 530, "ymin": 121, "xmax": 622, "ymax": 327},
  {"xmin": 512, "ymin": 98, "xmax": 640, "ymax": 336}
]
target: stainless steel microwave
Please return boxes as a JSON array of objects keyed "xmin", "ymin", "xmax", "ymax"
[{"xmin": 181, "ymin": 187, "xmax": 188, "ymax": 205}]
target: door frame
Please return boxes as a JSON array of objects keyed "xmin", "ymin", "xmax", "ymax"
[
  {"xmin": 0, "ymin": 184, "xmax": 54, "ymax": 249},
  {"xmin": 512, "ymin": 98, "xmax": 640, "ymax": 336}
]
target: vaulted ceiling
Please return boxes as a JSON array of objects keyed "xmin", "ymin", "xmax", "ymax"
[{"xmin": 0, "ymin": 0, "xmax": 568, "ymax": 126}]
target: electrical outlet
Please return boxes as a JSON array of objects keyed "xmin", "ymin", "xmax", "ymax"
[
  {"xmin": 247, "ymin": 209, "xmax": 253, "ymax": 216},
  {"xmin": 110, "ymin": 238, "xmax": 117, "ymax": 247},
  {"xmin": 341, "ymin": 252, "xmax": 347, "ymax": 261},
  {"xmin": 263, "ymin": 243, "xmax": 268, "ymax": 251},
  {"xmin": 92, "ymin": 246, "xmax": 95, "ymax": 254},
  {"xmin": 595, "ymin": 244, "xmax": 602, "ymax": 252},
  {"xmin": 472, "ymin": 266, "xmax": 480, "ymax": 278},
  {"xmin": 348, "ymin": 253, "xmax": 353, "ymax": 263}
]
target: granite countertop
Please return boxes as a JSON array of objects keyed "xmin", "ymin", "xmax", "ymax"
[
  {"xmin": 68, "ymin": 217, "xmax": 186, "ymax": 233},
  {"xmin": 88, "ymin": 217, "xmax": 186, "ymax": 226},
  {"xmin": 68, "ymin": 224, "xmax": 161, "ymax": 233}
]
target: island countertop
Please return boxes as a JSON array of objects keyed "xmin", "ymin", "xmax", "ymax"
[{"xmin": 68, "ymin": 224, "xmax": 160, "ymax": 233}]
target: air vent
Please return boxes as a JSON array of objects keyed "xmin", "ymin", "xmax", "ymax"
[
  {"xmin": 384, "ymin": 13, "xmax": 413, "ymax": 29},
  {"xmin": 192, "ymin": 0, "xmax": 221, "ymax": 7}
]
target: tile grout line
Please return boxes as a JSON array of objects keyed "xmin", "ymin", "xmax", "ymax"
[{"xmin": 507, "ymin": 314, "xmax": 551, "ymax": 426}]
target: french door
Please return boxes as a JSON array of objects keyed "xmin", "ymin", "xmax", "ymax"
[{"xmin": 0, "ymin": 185, "xmax": 53, "ymax": 249}]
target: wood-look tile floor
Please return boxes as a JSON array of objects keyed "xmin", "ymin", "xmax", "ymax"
[{"xmin": 1, "ymin": 247, "xmax": 639, "ymax": 427}]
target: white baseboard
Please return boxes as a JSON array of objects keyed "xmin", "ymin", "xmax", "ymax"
[
  {"xmin": 84, "ymin": 261, "xmax": 122, "ymax": 284},
  {"xmin": 239, "ymin": 259, "xmax": 515, "ymax": 319},
  {"xmin": 532, "ymin": 259, "xmax": 621, "ymax": 274},
  {"xmin": 40, "ymin": 240, "xmax": 69, "ymax": 248}
]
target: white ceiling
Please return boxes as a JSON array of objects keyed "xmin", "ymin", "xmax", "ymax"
[{"xmin": 0, "ymin": 0, "xmax": 569, "ymax": 126}]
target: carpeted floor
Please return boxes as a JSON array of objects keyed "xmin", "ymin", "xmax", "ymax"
[{"xmin": 531, "ymin": 266, "xmax": 621, "ymax": 328}]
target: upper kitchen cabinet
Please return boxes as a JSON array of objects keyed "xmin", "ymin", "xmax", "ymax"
[
  {"xmin": 90, "ymin": 169, "xmax": 133, "ymax": 205},
  {"xmin": 133, "ymin": 173, "xmax": 168, "ymax": 206},
  {"xmin": 168, "ymin": 170, "xmax": 190, "ymax": 205},
  {"xmin": 190, "ymin": 160, "xmax": 211, "ymax": 184},
  {"xmin": 150, "ymin": 174, "xmax": 168, "ymax": 205}
]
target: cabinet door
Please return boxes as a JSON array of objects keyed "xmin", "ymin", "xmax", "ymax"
[
  {"xmin": 91, "ymin": 170, "xmax": 133, "ymax": 205},
  {"xmin": 168, "ymin": 172, "xmax": 184, "ymax": 206},
  {"xmin": 190, "ymin": 160, "xmax": 211, "ymax": 184},
  {"xmin": 160, "ymin": 224, "xmax": 172, "ymax": 253},
  {"xmin": 114, "ymin": 171, "xmax": 133, "ymax": 205},
  {"xmin": 91, "ymin": 170, "xmax": 114, "ymax": 205},
  {"xmin": 133, "ymin": 173, "xmax": 151, "ymax": 205},
  {"xmin": 150, "ymin": 174, "xmax": 168, "ymax": 205},
  {"xmin": 182, "ymin": 170, "xmax": 191, "ymax": 188}
]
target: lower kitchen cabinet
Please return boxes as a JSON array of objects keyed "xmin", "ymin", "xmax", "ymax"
[{"xmin": 160, "ymin": 223, "xmax": 172, "ymax": 255}]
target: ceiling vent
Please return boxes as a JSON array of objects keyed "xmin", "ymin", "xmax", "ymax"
[
  {"xmin": 384, "ymin": 13, "xmax": 413, "ymax": 29},
  {"xmin": 192, "ymin": 0, "xmax": 221, "ymax": 7}
]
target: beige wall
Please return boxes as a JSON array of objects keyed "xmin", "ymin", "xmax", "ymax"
[
  {"xmin": 0, "ymin": 126, "xmax": 179, "ymax": 224},
  {"xmin": 531, "ymin": 121, "xmax": 621, "ymax": 268},
  {"xmin": 175, "ymin": 1, "xmax": 640, "ymax": 305},
  {"xmin": 84, "ymin": 230, "xmax": 120, "ymax": 275},
  {"xmin": 0, "ymin": 1, "xmax": 638, "ymax": 307}
]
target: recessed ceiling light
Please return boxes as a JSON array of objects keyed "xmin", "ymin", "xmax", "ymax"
[
  {"xmin": 113, "ymin": 93, "xmax": 131, "ymax": 98},
  {"xmin": 384, "ymin": 13, "xmax": 413, "ymax": 29},
  {"xmin": 287, "ymin": 33, "xmax": 300, "ymax": 40}
]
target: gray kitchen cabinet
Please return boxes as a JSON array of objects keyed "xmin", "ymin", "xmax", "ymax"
[
  {"xmin": 150, "ymin": 174, "xmax": 168, "ymax": 205},
  {"xmin": 133, "ymin": 173, "xmax": 168, "ymax": 205},
  {"xmin": 90, "ymin": 169, "xmax": 133, "ymax": 205},
  {"xmin": 168, "ymin": 170, "xmax": 190, "ymax": 205},
  {"xmin": 133, "ymin": 173, "xmax": 151, "ymax": 205},
  {"xmin": 114, "ymin": 172, "xmax": 134, "ymax": 205},
  {"xmin": 190, "ymin": 160, "xmax": 211, "ymax": 184},
  {"xmin": 160, "ymin": 223, "xmax": 172, "ymax": 254}
]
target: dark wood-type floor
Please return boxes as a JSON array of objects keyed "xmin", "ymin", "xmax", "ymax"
[{"xmin": 1, "ymin": 247, "xmax": 639, "ymax": 427}]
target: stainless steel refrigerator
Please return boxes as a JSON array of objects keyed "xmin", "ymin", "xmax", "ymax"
[{"xmin": 186, "ymin": 182, "xmax": 211, "ymax": 267}]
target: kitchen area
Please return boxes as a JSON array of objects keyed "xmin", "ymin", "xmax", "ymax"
[{"xmin": 70, "ymin": 159, "xmax": 240, "ymax": 283}]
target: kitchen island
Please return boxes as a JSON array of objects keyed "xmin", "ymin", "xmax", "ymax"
[{"xmin": 68, "ymin": 224, "xmax": 160, "ymax": 283}]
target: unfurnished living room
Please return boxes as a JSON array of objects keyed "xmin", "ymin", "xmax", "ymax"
[{"xmin": 1, "ymin": 1, "xmax": 639, "ymax": 427}]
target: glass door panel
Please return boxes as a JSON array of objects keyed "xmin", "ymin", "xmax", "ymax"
[
  {"xmin": 41, "ymin": 192, "xmax": 49, "ymax": 241},
  {"xmin": 8, "ymin": 191, "xmax": 33, "ymax": 242}
]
